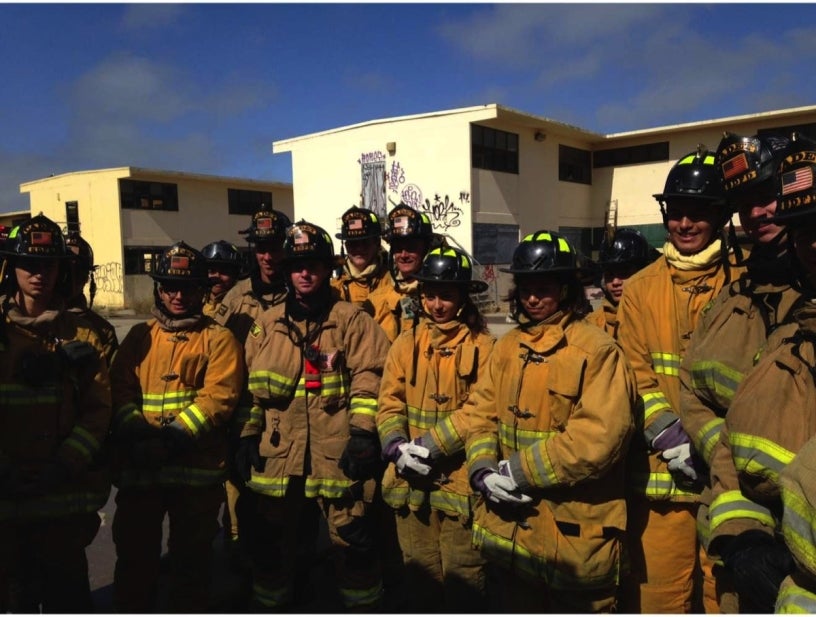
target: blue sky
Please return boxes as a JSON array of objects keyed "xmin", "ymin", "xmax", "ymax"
[{"xmin": 3, "ymin": 2, "xmax": 816, "ymax": 212}]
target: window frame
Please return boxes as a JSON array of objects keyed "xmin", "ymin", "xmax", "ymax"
[
  {"xmin": 119, "ymin": 179, "xmax": 179, "ymax": 211},
  {"xmin": 228, "ymin": 188, "xmax": 273, "ymax": 216},
  {"xmin": 471, "ymin": 125, "xmax": 519, "ymax": 174}
]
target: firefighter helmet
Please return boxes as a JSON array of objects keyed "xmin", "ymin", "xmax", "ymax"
[
  {"xmin": 65, "ymin": 231, "xmax": 96, "ymax": 272},
  {"xmin": 653, "ymin": 147, "xmax": 725, "ymax": 204},
  {"xmin": 769, "ymin": 132, "xmax": 816, "ymax": 224},
  {"xmin": 1, "ymin": 214, "xmax": 70, "ymax": 259},
  {"xmin": 201, "ymin": 240, "xmax": 243, "ymax": 269},
  {"xmin": 151, "ymin": 241, "xmax": 208, "ymax": 284},
  {"xmin": 500, "ymin": 230, "xmax": 578, "ymax": 274},
  {"xmin": 597, "ymin": 228, "xmax": 659, "ymax": 268},
  {"xmin": 716, "ymin": 132, "xmax": 792, "ymax": 200},
  {"xmin": 384, "ymin": 204, "xmax": 433, "ymax": 243},
  {"xmin": 283, "ymin": 220, "xmax": 338, "ymax": 264},
  {"xmin": 414, "ymin": 246, "xmax": 488, "ymax": 294},
  {"xmin": 336, "ymin": 206, "xmax": 383, "ymax": 241},
  {"xmin": 240, "ymin": 205, "xmax": 291, "ymax": 243}
]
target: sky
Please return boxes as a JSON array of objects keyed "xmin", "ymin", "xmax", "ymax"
[{"xmin": 2, "ymin": 1, "xmax": 816, "ymax": 213}]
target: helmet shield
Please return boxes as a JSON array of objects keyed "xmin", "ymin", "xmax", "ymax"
[
  {"xmin": 385, "ymin": 204, "xmax": 433, "ymax": 242},
  {"xmin": 283, "ymin": 221, "xmax": 338, "ymax": 264},
  {"xmin": 769, "ymin": 134, "xmax": 816, "ymax": 224},
  {"xmin": 2, "ymin": 214, "xmax": 70, "ymax": 259},
  {"xmin": 500, "ymin": 230, "xmax": 578, "ymax": 275},
  {"xmin": 336, "ymin": 207, "xmax": 383, "ymax": 241},
  {"xmin": 151, "ymin": 241, "xmax": 208, "ymax": 284},
  {"xmin": 241, "ymin": 206, "xmax": 291, "ymax": 244},
  {"xmin": 717, "ymin": 132, "xmax": 791, "ymax": 204},
  {"xmin": 414, "ymin": 247, "xmax": 488, "ymax": 294}
]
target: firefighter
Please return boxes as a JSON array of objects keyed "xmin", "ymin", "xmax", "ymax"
[
  {"xmin": 589, "ymin": 227, "xmax": 660, "ymax": 339},
  {"xmin": 0, "ymin": 214, "xmax": 111, "ymax": 612},
  {"xmin": 215, "ymin": 205, "xmax": 291, "ymax": 343},
  {"xmin": 363, "ymin": 203, "xmax": 436, "ymax": 342},
  {"xmin": 704, "ymin": 137, "xmax": 816, "ymax": 614},
  {"xmin": 212, "ymin": 205, "xmax": 291, "ymax": 583},
  {"xmin": 65, "ymin": 231, "xmax": 119, "ymax": 366},
  {"xmin": 463, "ymin": 230, "xmax": 636, "ymax": 612},
  {"xmin": 201, "ymin": 240, "xmax": 244, "ymax": 318},
  {"xmin": 109, "ymin": 241, "xmax": 244, "ymax": 612},
  {"xmin": 376, "ymin": 246, "xmax": 494, "ymax": 611},
  {"xmin": 777, "ymin": 435, "xmax": 816, "ymax": 612},
  {"xmin": 616, "ymin": 147, "xmax": 743, "ymax": 613},
  {"xmin": 235, "ymin": 220, "xmax": 391, "ymax": 611},
  {"xmin": 332, "ymin": 206, "xmax": 391, "ymax": 305},
  {"xmin": 677, "ymin": 131, "xmax": 795, "ymax": 611}
]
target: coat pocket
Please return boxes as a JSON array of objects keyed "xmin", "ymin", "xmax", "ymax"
[
  {"xmin": 179, "ymin": 353, "xmax": 208, "ymax": 389},
  {"xmin": 546, "ymin": 354, "xmax": 585, "ymax": 429}
]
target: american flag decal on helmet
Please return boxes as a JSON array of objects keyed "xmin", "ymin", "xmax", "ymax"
[
  {"xmin": 782, "ymin": 167, "xmax": 813, "ymax": 195},
  {"xmin": 256, "ymin": 217, "xmax": 272, "ymax": 230},
  {"xmin": 349, "ymin": 218, "xmax": 363, "ymax": 230},
  {"xmin": 722, "ymin": 154, "xmax": 749, "ymax": 179},
  {"xmin": 171, "ymin": 255, "xmax": 190, "ymax": 269},
  {"xmin": 31, "ymin": 231, "xmax": 52, "ymax": 245}
]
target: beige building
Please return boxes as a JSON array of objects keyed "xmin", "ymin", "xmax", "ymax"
[
  {"xmin": 274, "ymin": 103, "xmax": 816, "ymax": 300},
  {"xmin": 19, "ymin": 167, "xmax": 293, "ymax": 311}
]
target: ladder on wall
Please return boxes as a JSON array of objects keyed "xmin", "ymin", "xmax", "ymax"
[{"xmin": 604, "ymin": 199, "xmax": 618, "ymax": 243}]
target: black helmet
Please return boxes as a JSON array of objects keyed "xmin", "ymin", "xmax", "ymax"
[
  {"xmin": 151, "ymin": 241, "xmax": 208, "ymax": 284},
  {"xmin": 240, "ymin": 205, "xmax": 291, "ymax": 244},
  {"xmin": 65, "ymin": 231, "xmax": 96, "ymax": 272},
  {"xmin": 598, "ymin": 228, "xmax": 660, "ymax": 269},
  {"xmin": 336, "ymin": 206, "xmax": 383, "ymax": 241},
  {"xmin": 717, "ymin": 132, "xmax": 792, "ymax": 200},
  {"xmin": 769, "ymin": 132, "xmax": 816, "ymax": 224},
  {"xmin": 414, "ymin": 246, "xmax": 489, "ymax": 294},
  {"xmin": 653, "ymin": 147, "xmax": 724, "ymax": 204},
  {"xmin": 385, "ymin": 204, "xmax": 433, "ymax": 243},
  {"xmin": 1, "ymin": 214, "xmax": 70, "ymax": 259},
  {"xmin": 201, "ymin": 240, "xmax": 243, "ymax": 269},
  {"xmin": 500, "ymin": 230, "xmax": 578, "ymax": 274},
  {"xmin": 283, "ymin": 220, "xmax": 337, "ymax": 264}
]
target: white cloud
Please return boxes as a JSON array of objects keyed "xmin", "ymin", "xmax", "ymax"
[{"xmin": 120, "ymin": 4, "xmax": 185, "ymax": 31}]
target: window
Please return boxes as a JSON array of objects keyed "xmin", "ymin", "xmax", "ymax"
[
  {"xmin": 228, "ymin": 188, "xmax": 272, "ymax": 216},
  {"xmin": 473, "ymin": 223, "xmax": 519, "ymax": 264},
  {"xmin": 593, "ymin": 142, "xmax": 669, "ymax": 168},
  {"xmin": 471, "ymin": 125, "xmax": 519, "ymax": 174},
  {"xmin": 124, "ymin": 246, "xmax": 163, "ymax": 275},
  {"xmin": 759, "ymin": 123, "xmax": 816, "ymax": 140},
  {"xmin": 559, "ymin": 226, "xmax": 605, "ymax": 260},
  {"xmin": 361, "ymin": 162, "xmax": 387, "ymax": 221},
  {"xmin": 65, "ymin": 201, "xmax": 79, "ymax": 233},
  {"xmin": 119, "ymin": 180, "xmax": 179, "ymax": 211},
  {"xmin": 559, "ymin": 145, "xmax": 592, "ymax": 184}
]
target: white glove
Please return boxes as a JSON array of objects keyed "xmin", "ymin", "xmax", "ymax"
[
  {"xmin": 481, "ymin": 471, "xmax": 532, "ymax": 504},
  {"xmin": 395, "ymin": 442, "xmax": 432, "ymax": 476},
  {"xmin": 663, "ymin": 443, "xmax": 698, "ymax": 481}
]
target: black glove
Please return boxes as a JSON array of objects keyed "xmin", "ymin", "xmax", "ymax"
[
  {"xmin": 721, "ymin": 530, "xmax": 794, "ymax": 613},
  {"xmin": 162, "ymin": 421, "xmax": 194, "ymax": 454},
  {"xmin": 339, "ymin": 427, "xmax": 382, "ymax": 481},
  {"xmin": 129, "ymin": 437, "xmax": 171, "ymax": 471},
  {"xmin": 234, "ymin": 435, "xmax": 263, "ymax": 483}
]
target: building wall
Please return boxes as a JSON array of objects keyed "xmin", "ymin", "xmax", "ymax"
[{"xmin": 21, "ymin": 168, "xmax": 294, "ymax": 311}]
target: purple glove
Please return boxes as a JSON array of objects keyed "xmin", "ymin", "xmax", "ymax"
[
  {"xmin": 652, "ymin": 421, "xmax": 705, "ymax": 482},
  {"xmin": 471, "ymin": 468, "xmax": 532, "ymax": 505},
  {"xmin": 382, "ymin": 437, "xmax": 431, "ymax": 476}
]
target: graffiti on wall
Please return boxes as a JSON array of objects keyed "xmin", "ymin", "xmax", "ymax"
[
  {"xmin": 418, "ymin": 194, "xmax": 462, "ymax": 231},
  {"xmin": 95, "ymin": 262, "xmax": 123, "ymax": 294}
]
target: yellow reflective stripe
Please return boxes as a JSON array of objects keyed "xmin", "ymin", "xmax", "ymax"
[
  {"xmin": 252, "ymin": 581, "xmax": 290, "ymax": 609},
  {"xmin": 62, "ymin": 425, "xmax": 100, "ymax": 461},
  {"xmin": 433, "ymin": 416, "xmax": 463, "ymax": 453},
  {"xmin": 524, "ymin": 444, "xmax": 558, "ymax": 488},
  {"xmin": 472, "ymin": 522, "xmax": 620, "ymax": 589},
  {"xmin": 709, "ymin": 489, "xmax": 776, "ymax": 531},
  {"xmin": 177, "ymin": 403, "xmax": 210, "ymax": 436},
  {"xmin": 651, "ymin": 352, "xmax": 681, "ymax": 377},
  {"xmin": 642, "ymin": 392, "xmax": 671, "ymax": 420},
  {"xmin": 697, "ymin": 417, "xmax": 725, "ymax": 463},
  {"xmin": 0, "ymin": 490, "xmax": 110, "ymax": 520},
  {"xmin": 350, "ymin": 396, "xmax": 377, "ymax": 418},
  {"xmin": 245, "ymin": 405, "xmax": 264, "ymax": 430},
  {"xmin": 113, "ymin": 403, "xmax": 142, "ymax": 429},
  {"xmin": 233, "ymin": 403, "xmax": 254, "ymax": 426},
  {"xmin": 0, "ymin": 384, "xmax": 60, "ymax": 405},
  {"xmin": 407, "ymin": 404, "xmax": 439, "ymax": 430},
  {"xmin": 338, "ymin": 582, "xmax": 383, "ymax": 609},
  {"xmin": 378, "ymin": 416, "xmax": 407, "ymax": 442},
  {"xmin": 321, "ymin": 373, "xmax": 348, "ymax": 397},
  {"xmin": 498, "ymin": 422, "xmax": 556, "ymax": 451},
  {"xmin": 467, "ymin": 436, "xmax": 498, "ymax": 465},
  {"xmin": 248, "ymin": 370, "xmax": 297, "ymax": 398},
  {"xmin": 730, "ymin": 431, "xmax": 795, "ymax": 483},
  {"xmin": 628, "ymin": 471, "xmax": 701, "ymax": 500},
  {"xmin": 690, "ymin": 360, "xmax": 744, "ymax": 401},
  {"xmin": 116, "ymin": 466, "xmax": 226, "ymax": 487},
  {"xmin": 776, "ymin": 579, "xmax": 816, "ymax": 613},
  {"xmin": 782, "ymin": 484, "xmax": 816, "ymax": 575},
  {"xmin": 246, "ymin": 474, "xmax": 355, "ymax": 500},
  {"xmin": 141, "ymin": 389, "xmax": 197, "ymax": 412}
]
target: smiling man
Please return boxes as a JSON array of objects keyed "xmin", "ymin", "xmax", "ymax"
[{"xmin": 616, "ymin": 147, "xmax": 742, "ymax": 613}]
